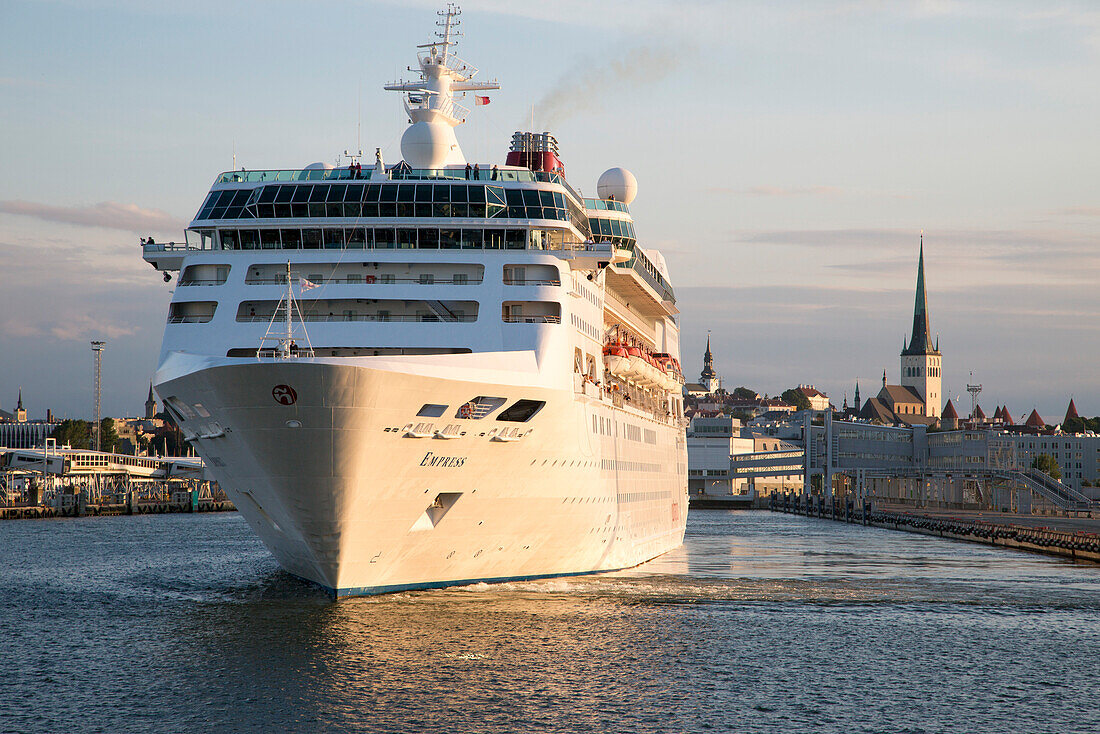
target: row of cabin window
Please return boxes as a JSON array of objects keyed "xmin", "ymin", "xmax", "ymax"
[
  {"xmin": 589, "ymin": 216, "xmax": 637, "ymax": 241},
  {"xmin": 220, "ymin": 227, "xmax": 531, "ymax": 250},
  {"xmin": 198, "ymin": 184, "xmax": 590, "ymax": 235}
]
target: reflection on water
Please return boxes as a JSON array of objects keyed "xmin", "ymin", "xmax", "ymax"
[{"xmin": 2, "ymin": 510, "xmax": 1098, "ymax": 733}]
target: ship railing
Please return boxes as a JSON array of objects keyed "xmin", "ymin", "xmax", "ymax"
[
  {"xmin": 582, "ymin": 198, "xmax": 631, "ymax": 214},
  {"xmin": 167, "ymin": 315, "xmax": 215, "ymax": 324},
  {"xmin": 177, "ymin": 279, "xmax": 226, "ymax": 287},
  {"xmin": 142, "ymin": 241, "xmax": 203, "ymax": 253},
  {"xmin": 416, "ymin": 49, "xmax": 479, "ymax": 80},
  {"xmin": 503, "ymin": 278, "xmax": 561, "ymax": 286},
  {"xmin": 238, "ymin": 314, "xmax": 478, "ymax": 324},
  {"xmin": 215, "ymin": 168, "xmax": 585, "ymax": 203},
  {"xmin": 255, "ymin": 347, "xmax": 315, "ymax": 360},
  {"xmin": 501, "ymin": 315, "xmax": 561, "ymax": 324},
  {"xmin": 244, "ymin": 276, "xmax": 484, "ymax": 286}
]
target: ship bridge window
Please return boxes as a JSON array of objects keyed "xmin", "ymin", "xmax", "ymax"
[
  {"xmin": 504, "ymin": 264, "xmax": 559, "ymax": 285},
  {"xmin": 281, "ymin": 229, "xmax": 302, "ymax": 248},
  {"xmin": 180, "ymin": 264, "xmax": 230, "ymax": 286},
  {"xmin": 455, "ymin": 396, "xmax": 507, "ymax": 420},
  {"xmin": 502, "ymin": 301, "xmax": 561, "ymax": 324},
  {"xmin": 226, "ymin": 346, "xmax": 471, "ymax": 357},
  {"xmin": 237, "ymin": 299, "xmax": 477, "ymax": 323},
  {"xmin": 497, "ymin": 400, "xmax": 545, "ymax": 423},
  {"xmin": 197, "ymin": 192, "xmax": 218, "ymax": 220},
  {"xmin": 168, "ymin": 301, "xmax": 218, "ymax": 324},
  {"xmin": 216, "ymin": 226, "xmax": 537, "ymax": 251}
]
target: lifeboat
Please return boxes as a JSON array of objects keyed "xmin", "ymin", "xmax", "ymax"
[
  {"xmin": 641, "ymin": 353, "xmax": 663, "ymax": 388},
  {"xmin": 623, "ymin": 346, "xmax": 648, "ymax": 382},
  {"xmin": 602, "ymin": 343, "xmax": 630, "ymax": 376},
  {"xmin": 652, "ymin": 353, "xmax": 677, "ymax": 391}
]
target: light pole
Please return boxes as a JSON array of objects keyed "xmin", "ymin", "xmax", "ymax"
[{"xmin": 91, "ymin": 341, "xmax": 106, "ymax": 451}]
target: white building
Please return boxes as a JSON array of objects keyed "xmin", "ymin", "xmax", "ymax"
[{"xmin": 687, "ymin": 415, "xmax": 754, "ymax": 497}]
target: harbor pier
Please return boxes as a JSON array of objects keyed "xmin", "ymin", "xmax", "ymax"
[
  {"xmin": 769, "ymin": 491, "xmax": 1100, "ymax": 563},
  {"xmin": 1, "ymin": 445, "xmax": 234, "ymax": 520}
]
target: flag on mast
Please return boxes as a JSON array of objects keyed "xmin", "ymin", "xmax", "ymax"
[
  {"xmin": 298, "ymin": 277, "xmax": 318, "ymax": 291},
  {"xmin": 475, "ymin": 96, "xmax": 491, "ymax": 106}
]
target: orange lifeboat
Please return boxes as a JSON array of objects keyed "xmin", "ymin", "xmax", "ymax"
[
  {"xmin": 603, "ymin": 342, "xmax": 630, "ymax": 376},
  {"xmin": 624, "ymin": 346, "xmax": 649, "ymax": 383}
]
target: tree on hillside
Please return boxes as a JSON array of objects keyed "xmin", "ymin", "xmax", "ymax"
[
  {"xmin": 1031, "ymin": 454, "xmax": 1062, "ymax": 481},
  {"xmin": 50, "ymin": 419, "xmax": 91, "ymax": 449},
  {"xmin": 781, "ymin": 388, "xmax": 812, "ymax": 411},
  {"xmin": 1063, "ymin": 416, "xmax": 1100, "ymax": 434},
  {"xmin": 732, "ymin": 386, "xmax": 758, "ymax": 400},
  {"xmin": 99, "ymin": 418, "xmax": 119, "ymax": 452}
]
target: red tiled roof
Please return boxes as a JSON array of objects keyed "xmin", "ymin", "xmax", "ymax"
[
  {"xmin": 1025, "ymin": 409, "xmax": 1045, "ymax": 429},
  {"xmin": 942, "ymin": 400, "xmax": 959, "ymax": 421},
  {"xmin": 974, "ymin": 404, "xmax": 986, "ymax": 420},
  {"xmin": 1064, "ymin": 399, "xmax": 1080, "ymax": 425},
  {"xmin": 1001, "ymin": 406, "xmax": 1014, "ymax": 425}
]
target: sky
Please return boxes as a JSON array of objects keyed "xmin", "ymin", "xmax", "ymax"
[{"xmin": 1, "ymin": 0, "xmax": 1098, "ymax": 422}]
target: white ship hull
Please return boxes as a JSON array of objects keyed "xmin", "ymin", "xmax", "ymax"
[
  {"xmin": 143, "ymin": 8, "xmax": 690, "ymax": 597},
  {"xmin": 157, "ymin": 353, "xmax": 687, "ymax": 596}
]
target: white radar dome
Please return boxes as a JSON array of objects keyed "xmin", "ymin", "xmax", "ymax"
[
  {"xmin": 401, "ymin": 121, "xmax": 461, "ymax": 169},
  {"xmin": 597, "ymin": 167, "xmax": 638, "ymax": 205},
  {"xmin": 304, "ymin": 161, "xmax": 334, "ymax": 170}
]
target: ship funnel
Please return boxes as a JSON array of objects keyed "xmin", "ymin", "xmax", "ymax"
[{"xmin": 506, "ymin": 131, "xmax": 563, "ymax": 173}]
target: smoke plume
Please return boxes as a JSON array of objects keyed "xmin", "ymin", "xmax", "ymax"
[{"xmin": 531, "ymin": 43, "xmax": 684, "ymax": 129}]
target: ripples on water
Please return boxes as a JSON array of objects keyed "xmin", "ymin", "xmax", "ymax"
[{"xmin": 2, "ymin": 511, "xmax": 1098, "ymax": 733}]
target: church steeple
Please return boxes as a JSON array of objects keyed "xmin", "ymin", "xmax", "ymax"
[
  {"xmin": 145, "ymin": 382, "xmax": 157, "ymax": 420},
  {"xmin": 854, "ymin": 381, "xmax": 861, "ymax": 411},
  {"xmin": 898, "ymin": 234, "xmax": 943, "ymax": 418},
  {"xmin": 15, "ymin": 388, "xmax": 26, "ymax": 422},
  {"xmin": 902, "ymin": 233, "xmax": 939, "ymax": 356},
  {"xmin": 700, "ymin": 334, "xmax": 718, "ymax": 393}
]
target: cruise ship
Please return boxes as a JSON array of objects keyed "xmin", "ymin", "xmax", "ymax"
[{"xmin": 142, "ymin": 7, "xmax": 688, "ymax": 597}]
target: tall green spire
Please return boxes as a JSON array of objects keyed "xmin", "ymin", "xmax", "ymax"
[
  {"xmin": 701, "ymin": 334, "xmax": 716, "ymax": 381},
  {"xmin": 902, "ymin": 233, "xmax": 938, "ymax": 356}
]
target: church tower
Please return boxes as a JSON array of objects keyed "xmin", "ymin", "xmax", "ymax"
[
  {"xmin": 145, "ymin": 383, "xmax": 157, "ymax": 420},
  {"xmin": 900, "ymin": 236, "xmax": 942, "ymax": 418},
  {"xmin": 700, "ymin": 335, "xmax": 719, "ymax": 393},
  {"xmin": 15, "ymin": 388, "xmax": 27, "ymax": 422}
]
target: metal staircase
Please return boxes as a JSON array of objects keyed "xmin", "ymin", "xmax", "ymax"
[{"xmin": 994, "ymin": 468, "xmax": 1096, "ymax": 511}]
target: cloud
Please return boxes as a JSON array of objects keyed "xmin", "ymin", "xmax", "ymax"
[
  {"xmin": 0, "ymin": 200, "xmax": 185, "ymax": 234},
  {"xmin": 1052, "ymin": 206, "xmax": 1100, "ymax": 217},
  {"xmin": 739, "ymin": 185, "xmax": 841, "ymax": 197},
  {"xmin": 48, "ymin": 313, "xmax": 139, "ymax": 342},
  {"xmin": 734, "ymin": 226, "xmax": 1097, "ymax": 252}
]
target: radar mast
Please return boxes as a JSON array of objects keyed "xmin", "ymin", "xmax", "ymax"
[{"xmin": 383, "ymin": 5, "xmax": 500, "ymax": 168}]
